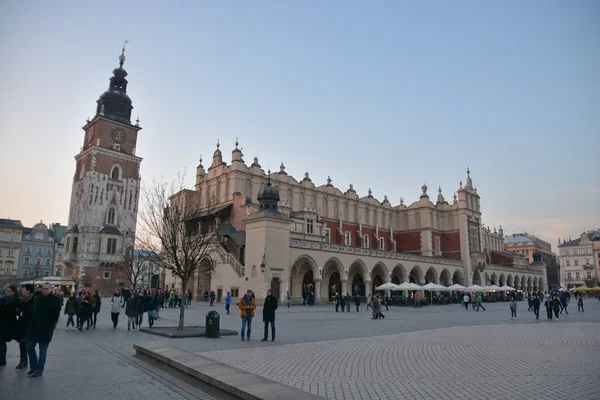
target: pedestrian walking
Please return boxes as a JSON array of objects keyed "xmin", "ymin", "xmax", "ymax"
[
  {"xmin": 354, "ymin": 294, "xmax": 361, "ymax": 312},
  {"xmin": 64, "ymin": 293, "xmax": 77, "ymax": 330},
  {"xmin": 476, "ymin": 292, "xmax": 486, "ymax": 311},
  {"xmin": 552, "ymin": 295, "xmax": 561, "ymax": 320},
  {"xmin": 463, "ymin": 294, "xmax": 470, "ymax": 310},
  {"xmin": 261, "ymin": 289, "xmax": 277, "ymax": 342},
  {"xmin": 286, "ymin": 291, "xmax": 291, "ymax": 308},
  {"xmin": 110, "ymin": 288, "xmax": 124, "ymax": 329},
  {"xmin": 532, "ymin": 294, "xmax": 540, "ymax": 320},
  {"xmin": 577, "ymin": 295, "xmax": 584, "ymax": 312},
  {"xmin": 209, "ymin": 290, "xmax": 216, "ymax": 306},
  {"xmin": 15, "ymin": 284, "xmax": 35, "ymax": 370},
  {"xmin": 509, "ymin": 297, "xmax": 517, "ymax": 320},
  {"xmin": 0, "ymin": 285, "xmax": 19, "ymax": 367},
  {"xmin": 225, "ymin": 292, "xmax": 231, "ymax": 315},
  {"xmin": 26, "ymin": 283, "xmax": 61, "ymax": 377},
  {"xmin": 544, "ymin": 297, "xmax": 553, "ymax": 320},
  {"xmin": 560, "ymin": 296, "xmax": 568, "ymax": 315},
  {"xmin": 238, "ymin": 290, "xmax": 256, "ymax": 341},
  {"xmin": 125, "ymin": 294, "xmax": 139, "ymax": 331},
  {"xmin": 346, "ymin": 293, "xmax": 351, "ymax": 312},
  {"xmin": 92, "ymin": 290, "xmax": 101, "ymax": 329},
  {"xmin": 340, "ymin": 293, "xmax": 346, "ymax": 312}
]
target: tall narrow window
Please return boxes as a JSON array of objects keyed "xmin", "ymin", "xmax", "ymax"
[
  {"xmin": 323, "ymin": 228, "xmax": 330, "ymax": 243},
  {"xmin": 72, "ymin": 237, "xmax": 78, "ymax": 253},
  {"xmin": 344, "ymin": 231, "xmax": 351, "ymax": 246},
  {"xmin": 107, "ymin": 238, "xmax": 117, "ymax": 254},
  {"xmin": 110, "ymin": 165, "xmax": 121, "ymax": 180},
  {"xmin": 108, "ymin": 207, "xmax": 116, "ymax": 224},
  {"xmin": 363, "ymin": 234, "xmax": 369, "ymax": 248},
  {"xmin": 379, "ymin": 237, "xmax": 385, "ymax": 250},
  {"xmin": 469, "ymin": 227, "xmax": 479, "ymax": 252},
  {"xmin": 435, "ymin": 237, "xmax": 441, "ymax": 256},
  {"xmin": 306, "ymin": 219, "xmax": 314, "ymax": 234}
]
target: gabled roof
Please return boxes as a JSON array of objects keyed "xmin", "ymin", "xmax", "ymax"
[
  {"xmin": 187, "ymin": 203, "xmax": 233, "ymax": 220},
  {"xmin": 99, "ymin": 225, "xmax": 123, "ymax": 235},
  {"xmin": 216, "ymin": 224, "xmax": 246, "ymax": 246}
]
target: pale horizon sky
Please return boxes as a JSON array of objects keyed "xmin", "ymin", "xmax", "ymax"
[{"xmin": 1, "ymin": 1, "xmax": 599, "ymax": 252}]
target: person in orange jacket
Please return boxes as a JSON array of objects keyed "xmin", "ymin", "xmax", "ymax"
[{"xmin": 238, "ymin": 289, "xmax": 256, "ymax": 341}]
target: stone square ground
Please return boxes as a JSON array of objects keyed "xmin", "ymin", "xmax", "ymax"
[{"xmin": 1, "ymin": 297, "xmax": 599, "ymax": 399}]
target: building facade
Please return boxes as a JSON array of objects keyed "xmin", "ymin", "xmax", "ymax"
[
  {"xmin": 558, "ymin": 230, "xmax": 598, "ymax": 288},
  {"xmin": 61, "ymin": 47, "xmax": 143, "ymax": 294},
  {"xmin": 0, "ymin": 219, "xmax": 24, "ymax": 287},
  {"xmin": 163, "ymin": 142, "xmax": 545, "ymax": 302},
  {"xmin": 504, "ymin": 233, "xmax": 559, "ymax": 290},
  {"xmin": 18, "ymin": 222, "xmax": 56, "ymax": 282},
  {"xmin": 133, "ymin": 250, "xmax": 161, "ymax": 289}
]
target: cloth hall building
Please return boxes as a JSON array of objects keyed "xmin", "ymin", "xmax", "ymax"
[{"xmin": 164, "ymin": 141, "xmax": 548, "ymax": 303}]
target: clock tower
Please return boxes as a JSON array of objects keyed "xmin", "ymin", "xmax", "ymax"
[{"xmin": 62, "ymin": 44, "xmax": 143, "ymax": 293}]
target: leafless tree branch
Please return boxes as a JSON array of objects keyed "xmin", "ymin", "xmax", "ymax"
[{"xmin": 135, "ymin": 172, "xmax": 218, "ymax": 330}]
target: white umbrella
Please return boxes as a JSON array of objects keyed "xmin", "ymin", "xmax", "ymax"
[
  {"xmin": 421, "ymin": 282, "xmax": 446, "ymax": 305},
  {"xmin": 396, "ymin": 282, "xmax": 422, "ymax": 291},
  {"xmin": 421, "ymin": 282, "xmax": 445, "ymax": 291},
  {"xmin": 447, "ymin": 283, "xmax": 466, "ymax": 291},
  {"xmin": 375, "ymin": 282, "xmax": 400, "ymax": 291},
  {"xmin": 466, "ymin": 284, "xmax": 486, "ymax": 292},
  {"xmin": 500, "ymin": 285, "xmax": 516, "ymax": 291}
]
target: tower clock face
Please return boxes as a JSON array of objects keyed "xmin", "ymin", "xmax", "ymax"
[{"xmin": 111, "ymin": 127, "xmax": 126, "ymax": 143}]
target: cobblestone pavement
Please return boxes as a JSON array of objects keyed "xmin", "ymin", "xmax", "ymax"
[
  {"xmin": 3, "ymin": 298, "xmax": 598, "ymax": 400},
  {"xmin": 201, "ymin": 323, "xmax": 600, "ymax": 400},
  {"xmin": 0, "ymin": 308, "xmax": 227, "ymax": 400}
]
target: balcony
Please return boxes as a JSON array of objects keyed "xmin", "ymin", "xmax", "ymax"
[
  {"xmin": 98, "ymin": 253, "xmax": 124, "ymax": 265},
  {"xmin": 583, "ymin": 264, "xmax": 594, "ymax": 270}
]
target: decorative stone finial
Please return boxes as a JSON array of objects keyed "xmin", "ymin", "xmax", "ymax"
[
  {"xmin": 400, "ymin": 197, "xmax": 404, "ymax": 206},
  {"xmin": 437, "ymin": 186, "xmax": 445, "ymax": 203},
  {"xmin": 421, "ymin": 183, "xmax": 428, "ymax": 197},
  {"xmin": 349, "ymin": 184, "xmax": 354, "ymax": 191},
  {"xmin": 279, "ymin": 162, "xmax": 287, "ymax": 175},
  {"xmin": 459, "ymin": 180, "xmax": 463, "ymax": 188},
  {"xmin": 135, "ymin": 117, "xmax": 140, "ymax": 127},
  {"xmin": 466, "ymin": 166, "xmax": 473, "ymax": 188},
  {"xmin": 326, "ymin": 176, "xmax": 333, "ymax": 187},
  {"xmin": 216, "ymin": 139, "xmax": 220, "ymax": 149},
  {"xmin": 86, "ymin": 117, "xmax": 90, "ymax": 123},
  {"xmin": 384, "ymin": 195, "xmax": 388, "ymax": 203},
  {"xmin": 198, "ymin": 154, "xmax": 203, "ymax": 167},
  {"xmin": 251, "ymin": 157, "xmax": 261, "ymax": 168},
  {"xmin": 368, "ymin": 188, "xmax": 373, "ymax": 198},
  {"xmin": 453, "ymin": 192, "xmax": 457, "ymax": 202},
  {"xmin": 235, "ymin": 137, "xmax": 239, "ymax": 149},
  {"xmin": 99, "ymin": 103, "xmax": 105, "ymax": 116},
  {"xmin": 119, "ymin": 38, "xmax": 128, "ymax": 68},
  {"xmin": 303, "ymin": 172, "xmax": 311, "ymax": 181}
]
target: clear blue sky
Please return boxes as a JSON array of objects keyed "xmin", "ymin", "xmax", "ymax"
[{"xmin": 1, "ymin": 1, "xmax": 598, "ymax": 251}]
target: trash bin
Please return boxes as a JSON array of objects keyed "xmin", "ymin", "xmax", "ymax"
[{"xmin": 205, "ymin": 310, "xmax": 220, "ymax": 338}]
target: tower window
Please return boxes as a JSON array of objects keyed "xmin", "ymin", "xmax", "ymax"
[
  {"xmin": 107, "ymin": 207, "xmax": 116, "ymax": 224},
  {"xmin": 110, "ymin": 165, "xmax": 121, "ymax": 180},
  {"xmin": 114, "ymin": 144, "xmax": 121, "ymax": 152},
  {"xmin": 106, "ymin": 238, "xmax": 117, "ymax": 254}
]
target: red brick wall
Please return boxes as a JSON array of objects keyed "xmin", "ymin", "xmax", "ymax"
[
  {"xmin": 395, "ymin": 231, "xmax": 421, "ymax": 254},
  {"xmin": 441, "ymin": 231, "xmax": 461, "ymax": 260}
]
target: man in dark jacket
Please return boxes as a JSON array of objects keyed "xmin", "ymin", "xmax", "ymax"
[
  {"xmin": 0, "ymin": 285, "xmax": 19, "ymax": 366},
  {"xmin": 27, "ymin": 283, "xmax": 61, "ymax": 377},
  {"xmin": 261, "ymin": 289, "xmax": 278, "ymax": 342},
  {"xmin": 15, "ymin": 284, "xmax": 35, "ymax": 369}
]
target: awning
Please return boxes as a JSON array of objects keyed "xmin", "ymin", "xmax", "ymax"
[{"xmin": 187, "ymin": 203, "xmax": 232, "ymax": 220}]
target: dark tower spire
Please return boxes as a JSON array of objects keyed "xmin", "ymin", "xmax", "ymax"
[{"xmin": 96, "ymin": 39, "xmax": 134, "ymax": 124}]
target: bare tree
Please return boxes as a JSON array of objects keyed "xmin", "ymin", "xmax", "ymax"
[
  {"xmin": 136, "ymin": 174, "xmax": 217, "ymax": 330},
  {"xmin": 110, "ymin": 245, "xmax": 151, "ymax": 290}
]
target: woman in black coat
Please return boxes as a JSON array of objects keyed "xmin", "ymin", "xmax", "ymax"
[
  {"xmin": 0, "ymin": 285, "xmax": 19, "ymax": 366},
  {"xmin": 15, "ymin": 284, "xmax": 35, "ymax": 369}
]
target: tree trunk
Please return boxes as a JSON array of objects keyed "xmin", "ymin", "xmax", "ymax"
[{"xmin": 178, "ymin": 279, "xmax": 187, "ymax": 330}]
